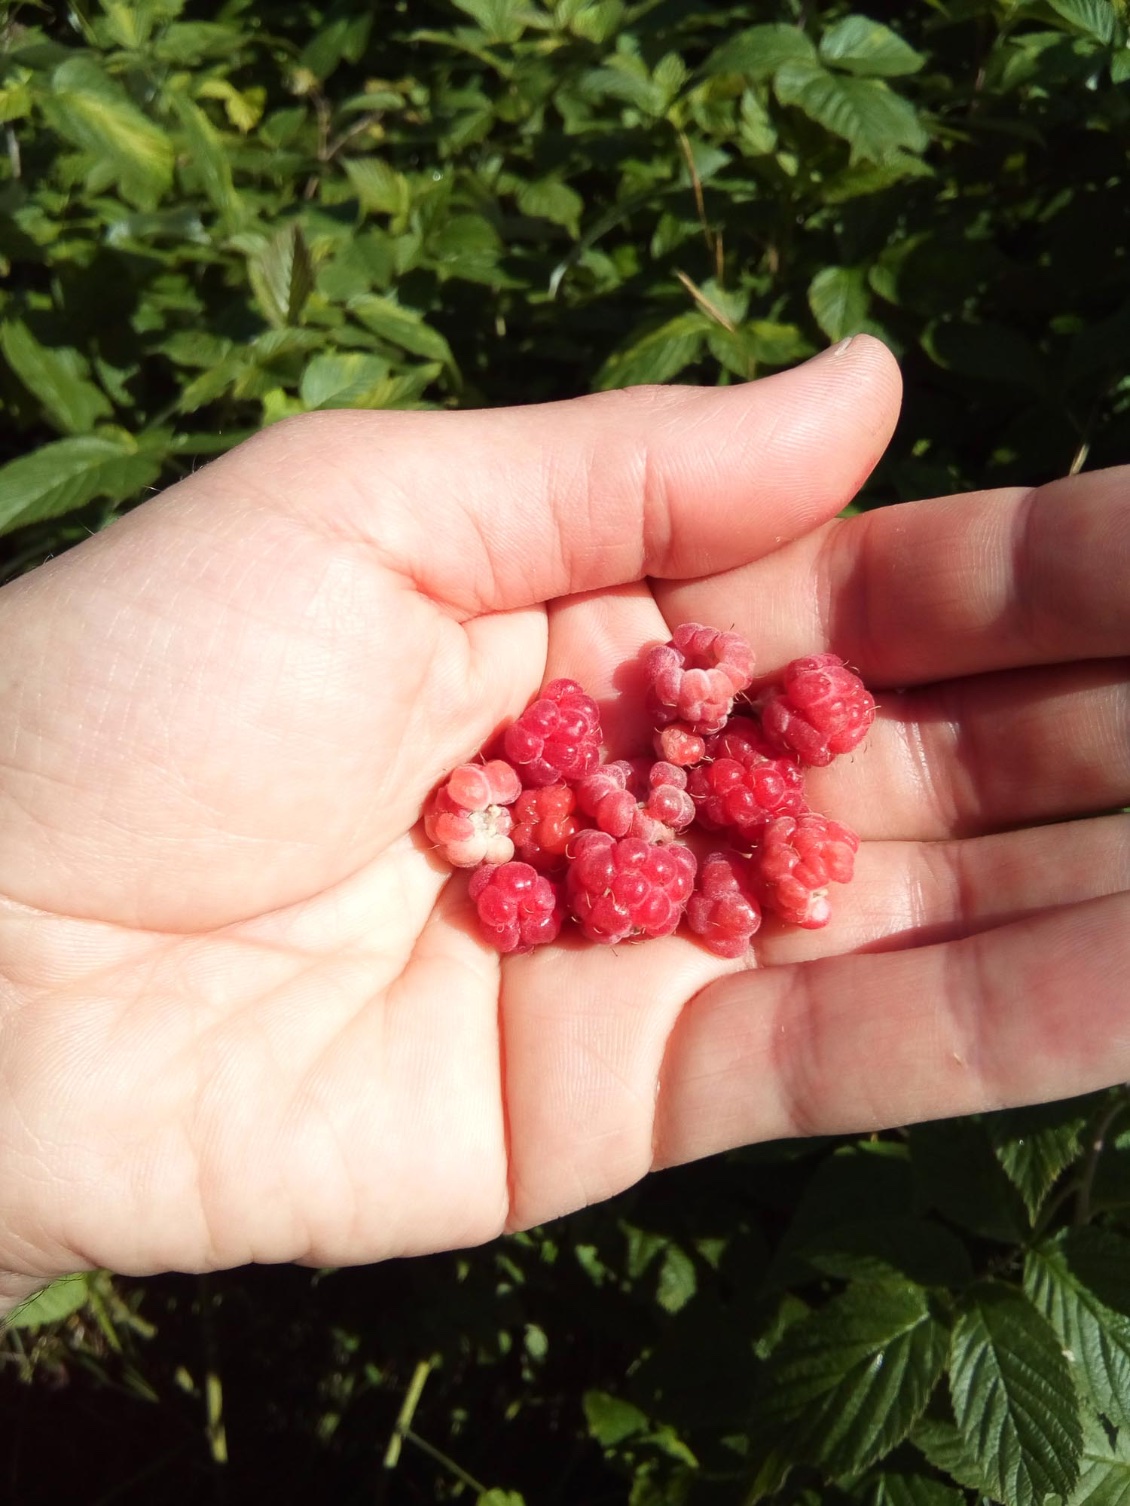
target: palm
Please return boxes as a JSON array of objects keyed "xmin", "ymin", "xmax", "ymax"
[{"xmin": 0, "ymin": 342, "xmax": 1126, "ymax": 1297}]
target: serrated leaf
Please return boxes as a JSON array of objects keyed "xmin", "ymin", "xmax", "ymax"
[
  {"xmin": 168, "ymin": 93, "xmax": 241, "ymax": 226},
  {"xmin": 923, "ymin": 319, "xmax": 1050, "ymax": 393},
  {"xmin": 753, "ymin": 1280, "xmax": 948, "ymax": 1477},
  {"xmin": 910, "ymin": 1119, "xmax": 1030, "ymax": 1242},
  {"xmin": 1068, "ymin": 1410, "xmax": 1130, "ymax": 1506},
  {"xmin": 911, "ymin": 1416, "xmax": 998, "ymax": 1496},
  {"xmin": 349, "ymin": 295, "xmax": 457, "ymax": 373},
  {"xmin": 452, "ymin": 0, "xmax": 533, "ymax": 43},
  {"xmin": 987, "ymin": 1100, "xmax": 1089, "ymax": 1219},
  {"xmin": 343, "ymin": 158, "xmax": 410, "ymax": 218},
  {"xmin": 1048, "ymin": 0, "xmax": 1117, "ymax": 43},
  {"xmin": 868, "ymin": 1469, "xmax": 966, "ymax": 1506},
  {"xmin": 299, "ymin": 351, "xmax": 392, "ymax": 409},
  {"xmin": 1059, "ymin": 1227, "xmax": 1130, "ymax": 1319},
  {"xmin": 702, "ymin": 24, "xmax": 818, "ymax": 81},
  {"xmin": 5, "ymin": 1274, "xmax": 91, "ymax": 1329},
  {"xmin": 0, "ymin": 434, "xmax": 162, "ymax": 535},
  {"xmin": 1, "ymin": 319, "xmax": 112, "ymax": 434},
  {"xmin": 1027, "ymin": 1235, "xmax": 1130, "ymax": 1426},
  {"xmin": 248, "ymin": 225, "xmax": 315, "ymax": 329},
  {"xmin": 774, "ymin": 60, "xmax": 928, "ymax": 163},
  {"xmin": 808, "ymin": 265, "xmax": 870, "ymax": 342},
  {"xmin": 583, "ymin": 1390, "xmax": 648, "ymax": 1447},
  {"xmin": 819, "ymin": 17, "xmax": 926, "ymax": 78},
  {"xmin": 516, "ymin": 178, "xmax": 583, "ymax": 237},
  {"xmin": 595, "ymin": 312, "xmax": 708, "ymax": 389},
  {"xmin": 47, "ymin": 57, "xmax": 173, "ymax": 210},
  {"xmin": 949, "ymin": 1283, "xmax": 1082, "ymax": 1506}
]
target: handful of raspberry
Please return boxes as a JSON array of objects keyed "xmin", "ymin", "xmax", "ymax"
[{"xmin": 424, "ymin": 625, "xmax": 875, "ymax": 958}]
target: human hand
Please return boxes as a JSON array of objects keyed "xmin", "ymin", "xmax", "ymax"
[{"xmin": 0, "ymin": 336, "xmax": 1125, "ymax": 1306}]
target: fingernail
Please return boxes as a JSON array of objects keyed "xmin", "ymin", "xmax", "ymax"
[{"xmin": 829, "ymin": 336, "xmax": 855, "ymax": 357}]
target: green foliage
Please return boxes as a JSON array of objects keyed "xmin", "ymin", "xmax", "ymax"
[
  {"xmin": 4, "ymin": 0, "xmax": 1130, "ymax": 560},
  {"xmin": 4, "ymin": 2, "xmax": 1130, "ymax": 1502}
]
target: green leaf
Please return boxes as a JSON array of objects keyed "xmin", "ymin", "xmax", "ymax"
[
  {"xmin": 5, "ymin": 1274, "xmax": 90, "ymax": 1329},
  {"xmin": 702, "ymin": 24, "xmax": 818, "ymax": 81},
  {"xmin": 948, "ymin": 1282, "xmax": 1082, "ymax": 1506},
  {"xmin": 343, "ymin": 158, "xmax": 410, "ymax": 218},
  {"xmin": 1027, "ymin": 1234, "xmax": 1130, "ymax": 1427},
  {"xmin": 1068, "ymin": 1410, "xmax": 1130, "ymax": 1506},
  {"xmin": 656, "ymin": 1246, "xmax": 696, "ymax": 1315},
  {"xmin": 910, "ymin": 1118, "xmax": 1030, "ymax": 1242},
  {"xmin": 349, "ymin": 295, "xmax": 457, "ymax": 374},
  {"xmin": 516, "ymin": 178, "xmax": 584, "ymax": 237},
  {"xmin": 299, "ymin": 351, "xmax": 392, "ymax": 409},
  {"xmin": 0, "ymin": 434, "xmax": 163, "ymax": 536},
  {"xmin": 478, "ymin": 1493, "xmax": 525, "ymax": 1506},
  {"xmin": 248, "ymin": 225, "xmax": 315, "ymax": 329},
  {"xmin": 595, "ymin": 312, "xmax": 708, "ymax": 389},
  {"xmin": 867, "ymin": 1469, "xmax": 966, "ymax": 1506},
  {"xmin": 911, "ymin": 1416, "xmax": 998, "ymax": 1496},
  {"xmin": 1047, "ymin": 0, "xmax": 1117, "ymax": 43},
  {"xmin": 1, "ymin": 319, "xmax": 112, "ymax": 434},
  {"xmin": 1057, "ymin": 1227, "xmax": 1130, "ymax": 1319},
  {"xmin": 583, "ymin": 1390, "xmax": 649, "ymax": 1447},
  {"xmin": 168, "ymin": 93, "xmax": 242, "ymax": 227},
  {"xmin": 808, "ymin": 266, "xmax": 870, "ymax": 342},
  {"xmin": 46, "ymin": 57, "xmax": 174, "ymax": 209},
  {"xmin": 819, "ymin": 17, "xmax": 926, "ymax": 78},
  {"xmin": 922, "ymin": 319, "xmax": 1050, "ymax": 394},
  {"xmin": 774, "ymin": 60, "xmax": 929, "ymax": 163},
  {"xmin": 451, "ymin": 0, "xmax": 532, "ymax": 43},
  {"xmin": 753, "ymin": 1279, "xmax": 948, "ymax": 1477},
  {"xmin": 986, "ymin": 1100, "xmax": 1090, "ymax": 1219}
]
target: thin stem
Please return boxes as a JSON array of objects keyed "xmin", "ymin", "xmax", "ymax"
[{"xmin": 1075, "ymin": 1089, "xmax": 1130, "ymax": 1226}]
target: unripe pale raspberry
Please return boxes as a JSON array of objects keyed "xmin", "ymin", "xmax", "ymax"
[
  {"xmin": 503, "ymin": 678, "xmax": 602, "ymax": 787},
  {"xmin": 511, "ymin": 784, "xmax": 585, "ymax": 872},
  {"xmin": 425, "ymin": 759, "xmax": 522, "ymax": 867},
  {"xmin": 753, "ymin": 812, "xmax": 859, "ymax": 929},
  {"xmin": 645, "ymin": 623, "xmax": 756, "ymax": 734},
  {"xmin": 565, "ymin": 830, "xmax": 697, "ymax": 945},
  {"xmin": 687, "ymin": 742, "xmax": 805, "ymax": 836},
  {"xmin": 686, "ymin": 851, "xmax": 762, "ymax": 958},
  {"xmin": 469, "ymin": 861, "xmax": 564, "ymax": 953},
  {"xmin": 759, "ymin": 654, "xmax": 875, "ymax": 767}
]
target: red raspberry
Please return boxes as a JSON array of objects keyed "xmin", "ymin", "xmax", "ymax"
[
  {"xmin": 576, "ymin": 761, "xmax": 695, "ymax": 844},
  {"xmin": 686, "ymin": 851, "xmax": 762, "ymax": 959},
  {"xmin": 425, "ymin": 760, "xmax": 522, "ymax": 867},
  {"xmin": 759, "ymin": 654, "xmax": 875, "ymax": 767},
  {"xmin": 503, "ymin": 678, "xmax": 602, "ymax": 787},
  {"xmin": 645, "ymin": 623, "xmax": 755, "ymax": 734},
  {"xmin": 469, "ymin": 861, "xmax": 564, "ymax": 953},
  {"xmin": 653, "ymin": 722, "xmax": 706, "ymax": 767},
  {"xmin": 565, "ymin": 831, "xmax": 697, "ymax": 945},
  {"xmin": 753, "ymin": 812, "xmax": 859, "ymax": 929},
  {"xmin": 511, "ymin": 784, "xmax": 585, "ymax": 872},
  {"xmin": 687, "ymin": 732, "xmax": 805, "ymax": 835}
]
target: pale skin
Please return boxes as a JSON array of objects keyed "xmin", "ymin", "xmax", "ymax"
[{"xmin": 0, "ymin": 335, "xmax": 1127, "ymax": 1312}]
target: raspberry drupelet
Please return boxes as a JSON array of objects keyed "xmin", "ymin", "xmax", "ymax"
[
  {"xmin": 424, "ymin": 759, "xmax": 522, "ymax": 867},
  {"xmin": 645, "ymin": 623, "xmax": 756, "ymax": 734},
  {"xmin": 503, "ymin": 678, "xmax": 602, "ymax": 787},
  {"xmin": 469, "ymin": 862, "xmax": 564, "ymax": 953},
  {"xmin": 575, "ymin": 760, "xmax": 695, "ymax": 845},
  {"xmin": 511, "ymin": 784, "xmax": 585, "ymax": 872},
  {"xmin": 752, "ymin": 812, "xmax": 860, "ymax": 929},
  {"xmin": 759, "ymin": 654, "xmax": 875, "ymax": 768},
  {"xmin": 565, "ymin": 831, "xmax": 697, "ymax": 945},
  {"xmin": 687, "ymin": 720, "xmax": 805, "ymax": 836},
  {"xmin": 686, "ymin": 851, "xmax": 762, "ymax": 959}
]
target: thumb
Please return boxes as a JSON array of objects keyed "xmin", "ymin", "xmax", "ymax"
[{"xmin": 187, "ymin": 335, "xmax": 902, "ymax": 618}]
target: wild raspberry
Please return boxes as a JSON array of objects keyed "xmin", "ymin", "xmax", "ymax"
[
  {"xmin": 469, "ymin": 862, "xmax": 564, "ymax": 953},
  {"xmin": 425, "ymin": 760, "xmax": 522, "ymax": 867},
  {"xmin": 687, "ymin": 737, "xmax": 805, "ymax": 836},
  {"xmin": 645, "ymin": 623, "xmax": 755, "ymax": 734},
  {"xmin": 511, "ymin": 784, "xmax": 584, "ymax": 872},
  {"xmin": 576, "ymin": 761, "xmax": 695, "ymax": 844},
  {"xmin": 753, "ymin": 812, "xmax": 859, "ymax": 929},
  {"xmin": 503, "ymin": 678, "xmax": 602, "ymax": 787},
  {"xmin": 759, "ymin": 654, "xmax": 875, "ymax": 767},
  {"xmin": 565, "ymin": 831, "xmax": 697, "ymax": 945},
  {"xmin": 686, "ymin": 852, "xmax": 762, "ymax": 959},
  {"xmin": 653, "ymin": 722, "xmax": 706, "ymax": 767}
]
